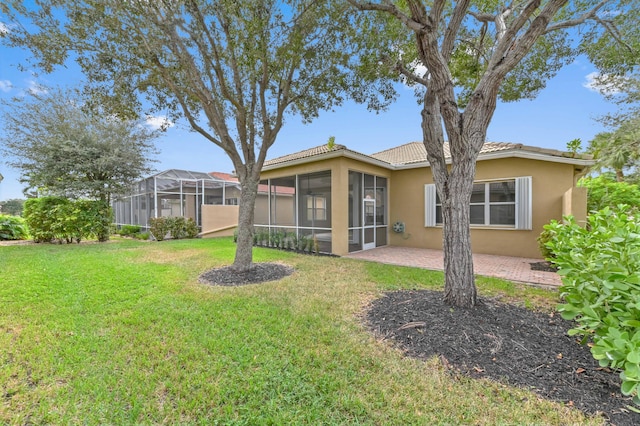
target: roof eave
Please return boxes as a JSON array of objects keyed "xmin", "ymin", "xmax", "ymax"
[
  {"xmin": 262, "ymin": 149, "xmax": 393, "ymax": 171},
  {"xmin": 390, "ymin": 149, "xmax": 595, "ymax": 169}
]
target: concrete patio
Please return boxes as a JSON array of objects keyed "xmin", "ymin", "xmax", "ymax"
[{"xmin": 345, "ymin": 246, "xmax": 561, "ymax": 288}]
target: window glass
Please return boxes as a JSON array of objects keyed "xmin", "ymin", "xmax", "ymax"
[
  {"xmin": 306, "ymin": 195, "xmax": 327, "ymax": 221},
  {"xmin": 490, "ymin": 205, "xmax": 516, "ymax": 225},
  {"xmin": 470, "ymin": 184, "xmax": 485, "ymax": 203},
  {"xmin": 489, "ymin": 181, "xmax": 515, "ymax": 202},
  {"xmin": 470, "ymin": 205, "xmax": 485, "ymax": 224}
]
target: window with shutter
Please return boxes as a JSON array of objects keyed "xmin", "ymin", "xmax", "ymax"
[{"xmin": 424, "ymin": 177, "xmax": 531, "ymax": 229}]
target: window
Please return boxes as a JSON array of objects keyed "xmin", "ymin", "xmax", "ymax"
[
  {"xmin": 225, "ymin": 197, "xmax": 238, "ymax": 205},
  {"xmin": 425, "ymin": 177, "xmax": 531, "ymax": 229},
  {"xmin": 306, "ymin": 195, "xmax": 327, "ymax": 221}
]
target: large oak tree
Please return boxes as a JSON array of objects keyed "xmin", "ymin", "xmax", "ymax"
[
  {"xmin": 1, "ymin": 88, "xmax": 158, "ymax": 203},
  {"xmin": 1, "ymin": 0, "xmax": 391, "ymax": 271},
  {"xmin": 349, "ymin": 0, "xmax": 639, "ymax": 306}
]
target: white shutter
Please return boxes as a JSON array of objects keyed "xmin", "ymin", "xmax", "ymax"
[
  {"xmin": 424, "ymin": 184, "xmax": 436, "ymax": 227},
  {"xmin": 515, "ymin": 176, "xmax": 532, "ymax": 230}
]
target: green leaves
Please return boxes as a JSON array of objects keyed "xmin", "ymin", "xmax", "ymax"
[
  {"xmin": 0, "ymin": 215, "xmax": 29, "ymax": 241},
  {"xmin": 0, "ymin": 88, "xmax": 158, "ymax": 202},
  {"xmin": 546, "ymin": 206, "xmax": 640, "ymax": 404},
  {"xmin": 23, "ymin": 197, "xmax": 112, "ymax": 243},
  {"xmin": 578, "ymin": 175, "xmax": 640, "ymax": 212}
]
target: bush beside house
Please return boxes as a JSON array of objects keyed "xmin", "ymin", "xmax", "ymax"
[
  {"xmin": 579, "ymin": 175, "xmax": 640, "ymax": 212},
  {"xmin": 543, "ymin": 206, "xmax": 640, "ymax": 405}
]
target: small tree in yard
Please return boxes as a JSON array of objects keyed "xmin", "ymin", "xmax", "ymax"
[
  {"xmin": 349, "ymin": 0, "xmax": 639, "ymax": 306},
  {"xmin": 1, "ymin": 0, "xmax": 391, "ymax": 272},
  {"xmin": 0, "ymin": 199, "xmax": 25, "ymax": 216},
  {"xmin": 587, "ymin": 115, "xmax": 640, "ymax": 182},
  {"xmin": 0, "ymin": 88, "xmax": 158, "ymax": 204}
]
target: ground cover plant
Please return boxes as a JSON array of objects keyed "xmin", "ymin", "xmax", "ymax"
[
  {"xmin": 0, "ymin": 238, "xmax": 620, "ymax": 424},
  {"xmin": 0, "ymin": 214, "xmax": 28, "ymax": 241}
]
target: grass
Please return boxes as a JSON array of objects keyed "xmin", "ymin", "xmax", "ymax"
[{"xmin": 0, "ymin": 238, "xmax": 599, "ymax": 424}]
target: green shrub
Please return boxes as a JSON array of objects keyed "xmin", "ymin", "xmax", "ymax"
[
  {"xmin": 537, "ymin": 226, "xmax": 558, "ymax": 260},
  {"xmin": 184, "ymin": 218, "xmax": 199, "ymax": 239},
  {"xmin": 23, "ymin": 197, "xmax": 111, "ymax": 243},
  {"xmin": 165, "ymin": 217, "xmax": 185, "ymax": 240},
  {"xmin": 148, "ymin": 217, "xmax": 199, "ymax": 240},
  {"xmin": 545, "ymin": 206, "xmax": 640, "ymax": 405},
  {"xmin": 0, "ymin": 214, "xmax": 29, "ymax": 240},
  {"xmin": 135, "ymin": 232, "xmax": 150, "ymax": 240},
  {"xmin": 120, "ymin": 225, "xmax": 142, "ymax": 237},
  {"xmin": 149, "ymin": 217, "xmax": 170, "ymax": 241},
  {"xmin": 24, "ymin": 197, "xmax": 68, "ymax": 243},
  {"xmin": 579, "ymin": 175, "xmax": 640, "ymax": 212}
]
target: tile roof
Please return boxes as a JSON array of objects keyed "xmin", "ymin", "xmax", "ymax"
[
  {"xmin": 370, "ymin": 141, "xmax": 521, "ymax": 165},
  {"xmin": 263, "ymin": 141, "xmax": 593, "ymax": 170},
  {"xmin": 264, "ymin": 144, "xmax": 349, "ymax": 167},
  {"xmin": 209, "ymin": 171, "xmax": 239, "ymax": 182}
]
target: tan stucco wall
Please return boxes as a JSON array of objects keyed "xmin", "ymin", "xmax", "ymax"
[
  {"xmin": 563, "ymin": 186, "xmax": 588, "ymax": 227},
  {"xmin": 260, "ymin": 155, "xmax": 585, "ymax": 258},
  {"xmin": 387, "ymin": 157, "xmax": 582, "ymax": 258},
  {"xmin": 201, "ymin": 205, "xmax": 239, "ymax": 238}
]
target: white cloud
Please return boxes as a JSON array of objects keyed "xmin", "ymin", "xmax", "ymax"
[
  {"xmin": 583, "ymin": 72, "xmax": 621, "ymax": 95},
  {"xmin": 145, "ymin": 115, "xmax": 174, "ymax": 130},
  {"xmin": 0, "ymin": 80, "xmax": 13, "ymax": 92},
  {"xmin": 0, "ymin": 22, "xmax": 9, "ymax": 35},
  {"xmin": 26, "ymin": 80, "xmax": 48, "ymax": 95}
]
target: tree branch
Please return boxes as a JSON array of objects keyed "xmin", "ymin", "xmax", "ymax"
[
  {"xmin": 544, "ymin": 0, "xmax": 608, "ymax": 33},
  {"xmin": 347, "ymin": 0, "xmax": 428, "ymax": 33}
]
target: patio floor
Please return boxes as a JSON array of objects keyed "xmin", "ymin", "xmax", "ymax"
[{"xmin": 345, "ymin": 246, "xmax": 561, "ymax": 288}]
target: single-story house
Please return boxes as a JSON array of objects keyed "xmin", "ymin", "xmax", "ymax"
[
  {"xmin": 115, "ymin": 141, "xmax": 593, "ymax": 259},
  {"xmin": 243, "ymin": 141, "xmax": 593, "ymax": 259}
]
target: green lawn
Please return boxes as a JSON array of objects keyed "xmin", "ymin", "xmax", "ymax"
[{"xmin": 1, "ymin": 238, "xmax": 598, "ymax": 424}]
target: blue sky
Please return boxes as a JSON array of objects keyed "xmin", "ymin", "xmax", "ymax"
[{"xmin": 0, "ymin": 35, "xmax": 616, "ymax": 201}]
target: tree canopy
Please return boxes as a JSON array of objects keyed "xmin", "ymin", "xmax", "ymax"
[
  {"xmin": 348, "ymin": 0, "xmax": 639, "ymax": 306},
  {"xmin": 0, "ymin": 199, "xmax": 25, "ymax": 216},
  {"xmin": 587, "ymin": 116, "xmax": 640, "ymax": 181},
  {"xmin": 0, "ymin": 0, "xmax": 392, "ymax": 271},
  {"xmin": 579, "ymin": 173, "xmax": 640, "ymax": 211},
  {"xmin": 0, "ymin": 88, "xmax": 158, "ymax": 202}
]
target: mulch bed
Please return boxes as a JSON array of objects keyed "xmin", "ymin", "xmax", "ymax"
[
  {"xmin": 366, "ymin": 290, "xmax": 638, "ymax": 426},
  {"xmin": 199, "ymin": 262, "xmax": 293, "ymax": 286},
  {"xmin": 530, "ymin": 261, "xmax": 558, "ymax": 272}
]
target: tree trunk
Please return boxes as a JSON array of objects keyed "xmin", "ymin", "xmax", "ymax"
[
  {"xmin": 441, "ymin": 168, "xmax": 477, "ymax": 307},
  {"xmin": 616, "ymin": 168, "xmax": 625, "ymax": 182},
  {"xmin": 232, "ymin": 177, "xmax": 259, "ymax": 272}
]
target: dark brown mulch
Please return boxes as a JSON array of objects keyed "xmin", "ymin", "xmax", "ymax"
[
  {"xmin": 199, "ymin": 262, "xmax": 293, "ymax": 286},
  {"xmin": 366, "ymin": 290, "xmax": 638, "ymax": 426},
  {"xmin": 530, "ymin": 261, "xmax": 558, "ymax": 272}
]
